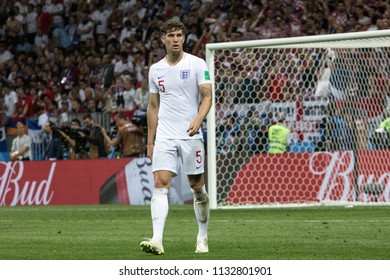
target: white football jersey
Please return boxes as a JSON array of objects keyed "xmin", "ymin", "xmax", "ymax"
[{"xmin": 149, "ymin": 52, "xmax": 211, "ymax": 140}]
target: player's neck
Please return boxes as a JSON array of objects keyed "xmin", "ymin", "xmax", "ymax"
[{"xmin": 166, "ymin": 51, "xmax": 184, "ymax": 66}]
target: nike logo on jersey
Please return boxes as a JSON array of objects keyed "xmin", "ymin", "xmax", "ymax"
[{"xmin": 157, "ymin": 75, "xmax": 165, "ymax": 79}]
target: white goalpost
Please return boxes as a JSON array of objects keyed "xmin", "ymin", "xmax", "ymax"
[{"xmin": 205, "ymin": 30, "xmax": 390, "ymax": 209}]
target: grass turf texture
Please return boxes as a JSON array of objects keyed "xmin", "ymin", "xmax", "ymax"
[{"xmin": 0, "ymin": 205, "xmax": 389, "ymax": 260}]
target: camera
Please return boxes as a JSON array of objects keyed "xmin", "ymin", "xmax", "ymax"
[
  {"xmin": 72, "ymin": 127, "xmax": 89, "ymax": 136},
  {"xmin": 51, "ymin": 124, "xmax": 62, "ymax": 137}
]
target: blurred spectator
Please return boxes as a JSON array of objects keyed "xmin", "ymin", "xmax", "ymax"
[
  {"xmin": 133, "ymin": 50, "xmax": 147, "ymax": 82},
  {"xmin": 0, "ymin": 41, "xmax": 13, "ymax": 64},
  {"xmin": 329, "ymin": 105, "xmax": 354, "ymax": 151},
  {"xmin": 34, "ymin": 28, "xmax": 49, "ymax": 50},
  {"xmin": 77, "ymin": 12, "xmax": 94, "ymax": 44},
  {"xmin": 78, "ymin": 78, "xmax": 93, "ymax": 103},
  {"xmin": 135, "ymin": 78, "xmax": 149, "ymax": 112},
  {"xmin": 25, "ymin": 3, "xmax": 37, "ymax": 45},
  {"xmin": 37, "ymin": 79, "xmax": 55, "ymax": 101},
  {"xmin": 71, "ymin": 98, "xmax": 86, "ymax": 114},
  {"xmin": 65, "ymin": 15, "xmax": 80, "ymax": 51},
  {"xmin": 59, "ymin": 101, "xmax": 70, "ymax": 127},
  {"xmin": 122, "ymin": 76, "xmax": 137, "ymax": 111},
  {"xmin": 135, "ymin": 66, "xmax": 149, "ymax": 89},
  {"xmin": 148, "ymin": 38, "xmax": 166, "ymax": 66},
  {"xmin": 111, "ymin": 76, "xmax": 125, "ymax": 111},
  {"xmin": 99, "ymin": 53, "xmax": 115, "ymax": 88},
  {"xmin": 354, "ymin": 4, "xmax": 371, "ymax": 27},
  {"xmin": 120, "ymin": 20, "xmax": 136, "ymax": 44},
  {"xmin": 58, "ymin": 91, "xmax": 71, "ymax": 112},
  {"xmin": 44, "ymin": 0, "xmax": 64, "ymax": 30},
  {"xmin": 1, "ymin": 83, "xmax": 18, "ymax": 127},
  {"xmin": 15, "ymin": 0, "xmax": 28, "ymax": 16},
  {"xmin": 10, "ymin": 121, "xmax": 32, "ymax": 161},
  {"xmin": 45, "ymin": 99, "xmax": 62, "ymax": 126},
  {"xmin": 114, "ymin": 51, "xmax": 134, "ymax": 78},
  {"xmin": 219, "ymin": 114, "xmax": 239, "ymax": 154},
  {"xmin": 28, "ymin": 88, "xmax": 42, "ymax": 113},
  {"xmin": 332, "ymin": 1, "xmax": 349, "ymax": 26},
  {"xmin": 16, "ymin": 36, "xmax": 32, "ymax": 54},
  {"xmin": 84, "ymin": 87, "xmax": 95, "ymax": 108},
  {"xmin": 87, "ymin": 99, "xmax": 101, "ymax": 113},
  {"xmin": 59, "ymin": 55, "xmax": 79, "ymax": 93},
  {"xmin": 15, "ymin": 87, "xmax": 34, "ymax": 118},
  {"xmin": 107, "ymin": 7, "xmax": 124, "ymax": 32},
  {"xmin": 101, "ymin": 83, "xmax": 118, "ymax": 113},
  {"xmin": 5, "ymin": 10, "xmax": 21, "ymax": 47},
  {"xmin": 36, "ymin": 4, "xmax": 52, "ymax": 36},
  {"xmin": 90, "ymin": 2, "xmax": 112, "ymax": 39},
  {"xmin": 52, "ymin": 21, "xmax": 71, "ymax": 51}
]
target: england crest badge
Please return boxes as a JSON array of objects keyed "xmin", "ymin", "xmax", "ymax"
[{"xmin": 180, "ymin": 70, "xmax": 190, "ymax": 80}]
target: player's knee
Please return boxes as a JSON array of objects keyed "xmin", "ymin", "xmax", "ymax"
[
  {"xmin": 188, "ymin": 174, "xmax": 204, "ymax": 189},
  {"xmin": 154, "ymin": 178, "xmax": 170, "ymax": 188}
]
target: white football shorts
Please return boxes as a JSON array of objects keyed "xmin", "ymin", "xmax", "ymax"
[{"xmin": 152, "ymin": 139, "xmax": 205, "ymax": 176}]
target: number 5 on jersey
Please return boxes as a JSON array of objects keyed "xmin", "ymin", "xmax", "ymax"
[
  {"xmin": 158, "ymin": 80, "xmax": 165, "ymax": 93},
  {"xmin": 195, "ymin": 150, "xmax": 203, "ymax": 169}
]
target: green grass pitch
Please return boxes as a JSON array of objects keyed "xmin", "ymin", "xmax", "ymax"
[{"xmin": 0, "ymin": 205, "xmax": 389, "ymax": 260}]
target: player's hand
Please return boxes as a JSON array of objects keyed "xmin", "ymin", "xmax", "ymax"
[{"xmin": 187, "ymin": 120, "xmax": 201, "ymax": 136}]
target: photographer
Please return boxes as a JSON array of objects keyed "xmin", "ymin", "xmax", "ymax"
[
  {"xmin": 81, "ymin": 114, "xmax": 107, "ymax": 159},
  {"xmin": 58, "ymin": 118, "xmax": 88, "ymax": 159},
  {"xmin": 101, "ymin": 113, "xmax": 144, "ymax": 158}
]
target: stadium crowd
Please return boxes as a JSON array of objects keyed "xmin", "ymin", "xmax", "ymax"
[{"xmin": 0, "ymin": 0, "xmax": 389, "ymax": 160}]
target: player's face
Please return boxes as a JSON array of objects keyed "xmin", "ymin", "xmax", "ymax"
[{"xmin": 162, "ymin": 29, "xmax": 185, "ymax": 55}]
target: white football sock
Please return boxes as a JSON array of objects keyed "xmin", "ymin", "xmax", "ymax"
[
  {"xmin": 192, "ymin": 185, "xmax": 209, "ymax": 242},
  {"xmin": 151, "ymin": 187, "xmax": 169, "ymax": 245}
]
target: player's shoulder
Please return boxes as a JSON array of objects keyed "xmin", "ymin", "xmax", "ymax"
[
  {"xmin": 184, "ymin": 52, "xmax": 206, "ymax": 64},
  {"xmin": 150, "ymin": 57, "xmax": 167, "ymax": 71}
]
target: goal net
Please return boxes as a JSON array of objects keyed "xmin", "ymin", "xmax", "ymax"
[{"xmin": 205, "ymin": 30, "xmax": 390, "ymax": 209}]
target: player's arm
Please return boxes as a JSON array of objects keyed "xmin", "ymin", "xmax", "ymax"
[
  {"xmin": 187, "ymin": 83, "xmax": 212, "ymax": 137},
  {"xmin": 147, "ymin": 92, "xmax": 160, "ymax": 159}
]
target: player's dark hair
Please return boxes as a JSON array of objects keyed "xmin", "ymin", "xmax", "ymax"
[{"xmin": 160, "ymin": 18, "xmax": 186, "ymax": 35}]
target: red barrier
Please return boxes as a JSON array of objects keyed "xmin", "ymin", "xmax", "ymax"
[
  {"xmin": 227, "ymin": 150, "xmax": 390, "ymax": 204},
  {"xmin": 0, "ymin": 157, "xmax": 192, "ymax": 206},
  {"xmin": 0, "ymin": 159, "xmax": 130, "ymax": 206}
]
